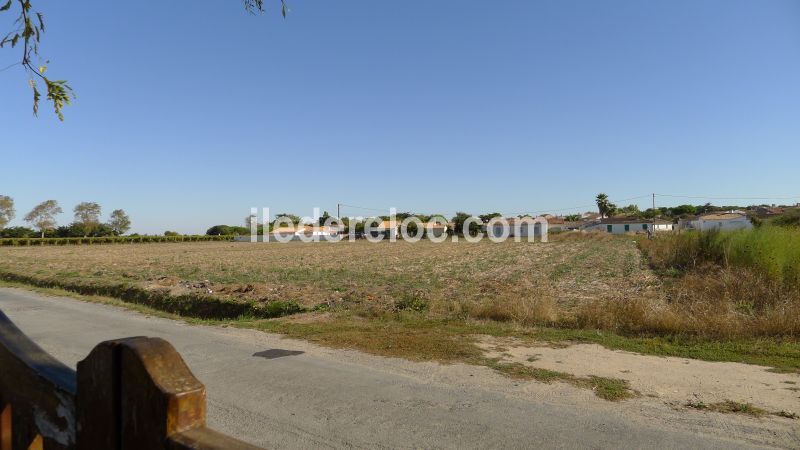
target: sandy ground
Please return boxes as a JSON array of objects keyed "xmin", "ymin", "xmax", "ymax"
[{"xmin": 479, "ymin": 337, "xmax": 800, "ymax": 415}]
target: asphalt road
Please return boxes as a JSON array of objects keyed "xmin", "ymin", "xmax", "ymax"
[{"xmin": 0, "ymin": 288, "xmax": 789, "ymax": 449}]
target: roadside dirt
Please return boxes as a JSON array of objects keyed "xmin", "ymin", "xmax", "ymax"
[{"xmin": 479, "ymin": 336, "xmax": 800, "ymax": 415}]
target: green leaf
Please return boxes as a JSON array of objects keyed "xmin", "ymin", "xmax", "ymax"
[
  {"xmin": 0, "ymin": 0, "xmax": 12, "ymax": 12},
  {"xmin": 32, "ymin": 85, "xmax": 40, "ymax": 117}
]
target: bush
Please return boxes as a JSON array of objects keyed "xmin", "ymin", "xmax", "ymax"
[
  {"xmin": 772, "ymin": 209, "xmax": 800, "ymax": 228},
  {"xmin": 0, "ymin": 226, "xmax": 37, "ymax": 238}
]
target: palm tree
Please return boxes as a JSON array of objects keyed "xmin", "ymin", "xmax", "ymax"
[{"xmin": 596, "ymin": 193, "xmax": 610, "ymax": 218}]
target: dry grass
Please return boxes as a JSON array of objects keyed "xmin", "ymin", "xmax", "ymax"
[
  {"xmin": 685, "ymin": 400, "xmax": 768, "ymax": 418},
  {"xmin": 2, "ymin": 233, "xmax": 799, "ymax": 340},
  {"xmin": 0, "ymin": 235, "xmax": 659, "ymax": 323},
  {"xmin": 637, "ymin": 230, "xmax": 800, "ymax": 339}
]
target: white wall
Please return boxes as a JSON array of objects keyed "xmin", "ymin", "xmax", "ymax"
[
  {"xmin": 583, "ymin": 222, "xmax": 672, "ymax": 234},
  {"xmin": 697, "ymin": 218, "xmax": 752, "ymax": 231}
]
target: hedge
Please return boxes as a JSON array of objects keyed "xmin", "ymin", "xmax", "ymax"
[
  {"xmin": 0, "ymin": 235, "xmax": 236, "ymax": 246},
  {"xmin": 0, "ymin": 271, "xmax": 305, "ymax": 320}
]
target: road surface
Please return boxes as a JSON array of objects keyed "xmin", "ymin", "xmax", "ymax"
[{"xmin": 0, "ymin": 287, "xmax": 793, "ymax": 449}]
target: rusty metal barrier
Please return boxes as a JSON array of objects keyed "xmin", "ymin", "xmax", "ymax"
[{"xmin": 0, "ymin": 310, "xmax": 261, "ymax": 449}]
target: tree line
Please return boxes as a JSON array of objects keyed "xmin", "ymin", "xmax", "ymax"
[
  {"xmin": 0, "ymin": 196, "xmax": 130, "ymax": 238},
  {"xmin": 593, "ymin": 193, "xmax": 784, "ymax": 221},
  {"xmin": 207, "ymin": 211, "xmax": 507, "ymax": 237}
]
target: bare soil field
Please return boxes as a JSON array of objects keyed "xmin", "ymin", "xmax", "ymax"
[{"xmin": 0, "ymin": 235, "xmax": 658, "ymax": 319}]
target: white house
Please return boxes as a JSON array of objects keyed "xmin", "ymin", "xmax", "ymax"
[
  {"xmin": 297, "ymin": 225, "xmax": 340, "ymax": 237},
  {"xmin": 582, "ymin": 218, "xmax": 673, "ymax": 234},
  {"xmin": 483, "ymin": 217, "xmax": 549, "ymax": 238},
  {"xmin": 683, "ymin": 213, "xmax": 753, "ymax": 231}
]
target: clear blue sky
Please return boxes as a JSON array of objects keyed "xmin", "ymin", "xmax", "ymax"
[{"xmin": 2, "ymin": 0, "xmax": 799, "ymax": 234}]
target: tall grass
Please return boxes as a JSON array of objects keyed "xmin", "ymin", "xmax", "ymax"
[
  {"xmin": 635, "ymin": 226, "xmax": 800, "ymax": 338},
  {"xmin": 641, "ymin": 226, "xmax": 800, "ymax": 290}
]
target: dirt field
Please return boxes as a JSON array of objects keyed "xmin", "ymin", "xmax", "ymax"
[{"xmin": 0, "ymin": 236, "xmax": 659, "ymax": 317}]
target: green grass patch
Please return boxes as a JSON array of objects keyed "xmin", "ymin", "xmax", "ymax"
[
  {"xmin": 483, "ymin": 359, "xmax": 636, "ymax": 401},
  {"xmin": 640, "ymin": 226, "xmax": 800, "ymax": 289}
]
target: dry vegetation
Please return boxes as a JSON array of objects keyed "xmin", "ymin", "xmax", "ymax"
[
  {"xmin": 1, "ymin": 232, "xmax": 798, "ymax": 339},
  {"xmin": 0, "ymin": 234, "xmax": 658, "ymax": 324},
  {"xmin": 638, "ymin": 227, "xmax": 800, "ymax": 338},
  {"xmin": 1, "ymin": 232, "xmax": 798, "ymax": 373}
]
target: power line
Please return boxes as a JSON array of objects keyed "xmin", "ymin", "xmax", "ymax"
[
  {"xmin": 655, "ymin": 194, "xmax": 800, "ymax": 201},
  {"xmin": 0, "ymin": 62, "xmax": 21, "ymax": 74},
  {"xmin": 505, "ymin": 194, "xmax": 652, "ymax": 217},
  {"xmin": 337, "ymin": 192, "xmax": 798, "ymax": 220},
  {"xmin": 337, "ymin": 203, "xmax": 390, "ymax": 213}
]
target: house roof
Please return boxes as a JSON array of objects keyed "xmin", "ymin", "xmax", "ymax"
[
  {"xmin": 598, "ymin": 217, "xmax": 672, "ymax": 225},
  {"xmin": 271, "ymin": 226, "xmax": 300, "ymax": 233},
  {"xmin": 698, "ymin": 213, "xmax": 748, "ymax": 221},
  {"xmin": 421, "ymin": 222, "xmax": 448, "ymax": 229},
  {"xmin": 298, "ymin": 225, "xmax": 339, "ymax": 234}
]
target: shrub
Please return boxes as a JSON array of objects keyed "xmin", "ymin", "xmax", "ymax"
[{"xmin": 772, "ymin": 209, "xmax": 800, "ymax": 228}]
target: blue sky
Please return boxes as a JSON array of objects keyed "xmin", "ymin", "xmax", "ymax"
[{"xmin": 2, "ymin": 0, "xmax": 799, "ymax": 234}]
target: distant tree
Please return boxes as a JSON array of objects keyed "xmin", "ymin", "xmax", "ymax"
[
  {"xmin": 318, "ymin": 210, "xmax": 335, "ymax": 226},
  {"xmin": 595, "ymin": 193, "xmax": 611, "ymax": 218},
  {"xmin": 54, "ymin": 222, "xmax": 114, "ymax": 237},
  {"xmin": 274, "ymin": 213, "xmax": 300, "ymax": 224},
  {"xmin": 618, "ymin": 204, "xmax": 641, "ymax": 217},
  {"xmin": 245, "ymin": 214, "xmax": 257, "ymax": 228},
  {"xmin": 206, "ymin": 225, "xmax": 248, "ymax": 236},
  {"xmin": 394, "ymin": 212, "xmax": 414, "ymax": 221},
  {"xmin": 0, "ymin": 195, "xmax": 14, "ymax": 229},
  {"xmin": 108, "ymin": 209, "xmax": 131, "ymax": 236},
  {"xmin": 479, "ymin": 212, "xmax": 502, "ymax": 223},
  {"xmin": 564, "ymin": 214, "xmax": 582, "ymax": 222},
  {"xmin": 91, "ymin": 223, "xmax": 114, "ymax": 237},
  {"xmin": 229, "ymin": 226, "xmax": 250, "ymax": 235},
  {"xmin": 164, "ymin": 230, "xmax": 181, "ymax": 236},
  {"xmin": 206, "ymin": 225, "xmax": 232, "ymax": 236},
  {"xmin": 670, "ymin": 204, "xmax": 698, "ymax": 217},
  {"xmin": 0, "ymin": 226, "xmax": 35, "ymax": 238},
  {"xmin": 73, "ymin": 202, "xmax": 102, "ymax": 237},
  {"xmin": 451, "ymin": 211, "xmax": 472, "ymax": 234},
  {"xmin": 451, "ymin": 212, "xmax": 478, "ymax": 235},
  {"xmin": 24, "ymin": 200, "xmax": 62, "ymax": 237},
  {"xmin": 642, "ymin": 208, "xmax": 659, "ymax": 219},
  {"xmin": 55, "ymin": 222, "xmax": 84, "ymax": 237}
]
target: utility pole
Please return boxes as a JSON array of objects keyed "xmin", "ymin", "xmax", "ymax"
[
  {"xmin": 652, "ymin": 193, "xmax": 656, "ymax": 236},
  {"xmin": 337, "ymin": 203, "xmax": 340, "ymax": 219}
]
